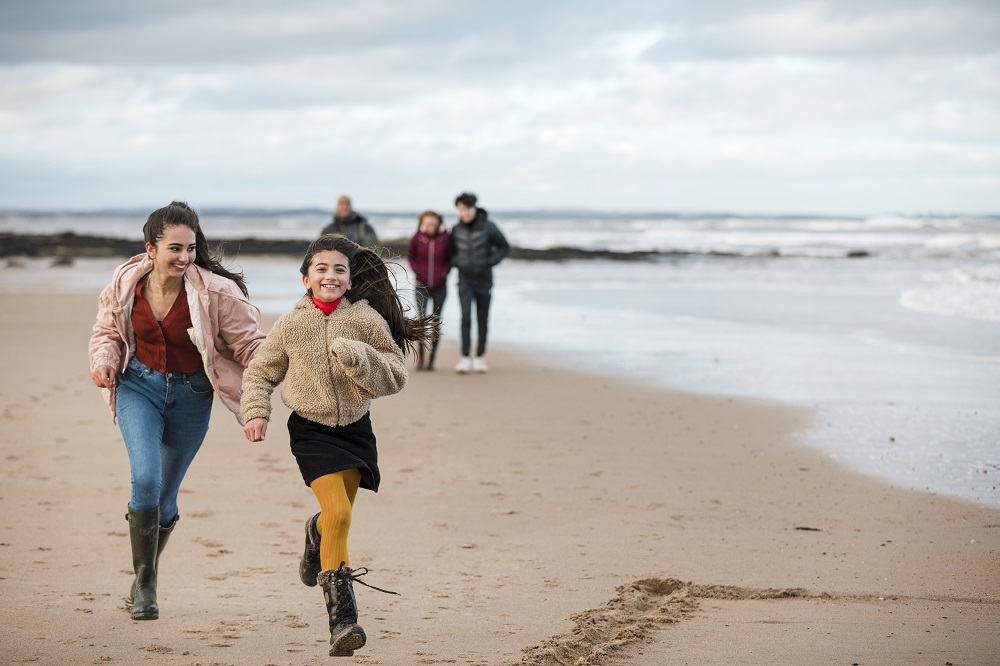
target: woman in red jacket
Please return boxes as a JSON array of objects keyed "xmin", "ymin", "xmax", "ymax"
[{"xmin": 406, "ymin": 210, "xmax": 452, "ymax": 370}]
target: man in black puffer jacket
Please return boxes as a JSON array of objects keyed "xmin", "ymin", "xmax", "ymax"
[{"xmin": 450, "ymin": 192, "xmax": 510, "ymax": 374}]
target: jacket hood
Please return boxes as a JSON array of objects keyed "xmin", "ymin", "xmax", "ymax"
[{"xmin": 110, "ymin": 254, "xmax": 152, "ymax": 306}]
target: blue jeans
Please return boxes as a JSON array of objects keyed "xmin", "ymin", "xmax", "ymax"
[
  {"xmin": 458, "ymin": 279, "xmax": 492, "ymax": 357},
  {"xmin": 115, "ymin": 356, "xmax": 214, "ymax": 526}
]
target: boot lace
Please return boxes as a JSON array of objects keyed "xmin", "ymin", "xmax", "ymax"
[{"xmin": 336, "ymin": 564, "xmax": 400, "ymax": 596}]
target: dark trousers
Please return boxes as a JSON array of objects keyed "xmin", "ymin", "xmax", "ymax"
[
  {"xmin": 458, "ymin": 279, "xmax": 492, "ymax": 357},
  {"xmin": 414, "ymin": 283, "xmax": 447, "ymax": 358}
]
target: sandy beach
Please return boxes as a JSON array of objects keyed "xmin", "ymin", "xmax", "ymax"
[{"xmin": 1, "ymin": 290, "xmax": 998, "ymax": 665}]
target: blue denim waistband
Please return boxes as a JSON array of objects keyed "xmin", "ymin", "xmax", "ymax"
[{"xmin": 127, "ymin": 355, "xmax": 207, "ymax": 381}]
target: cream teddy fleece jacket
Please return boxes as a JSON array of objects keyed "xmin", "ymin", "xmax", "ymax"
[{"xmin": 240, "ymin": 295, "xmax": 407, "ymax": 427}]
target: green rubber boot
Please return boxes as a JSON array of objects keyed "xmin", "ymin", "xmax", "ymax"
[
  {"xmin": 126, "ymin": 514, "xmax": 177, "ymax": 607},
  {"xmin": 126, "ymin": 507, "xmax": 159, "ymax": 620}
]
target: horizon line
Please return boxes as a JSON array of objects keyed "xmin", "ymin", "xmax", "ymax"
[{"xmin": 1, "ymin": 206, "xmax": 997, "ymax": 219}]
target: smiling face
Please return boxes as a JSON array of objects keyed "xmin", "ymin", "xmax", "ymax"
[
  {"xmin": 146, "ymin": 224, "xmax": 196, "ymax": 280},
  {"xmin": 302, "ymin": 249, "xmax": 352, "ymax": 302}
]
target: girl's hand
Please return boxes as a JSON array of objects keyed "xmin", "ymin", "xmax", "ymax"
[
  {"xmin": 244, "ymin": 417, "xmax": 268, "ymax": 442},
  {"xmin": 91, "ymin": 365, "xmax": 116, "ymax": 390}
]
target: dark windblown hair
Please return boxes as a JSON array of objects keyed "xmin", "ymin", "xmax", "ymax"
[
  {"xmin": 454, "ymin": 192, "xmax": 477, "ymax": 208},
  {"xmin": 299, "ymin": 234, "xmax": 436, "ymax": 356},
  {"xmin": 143, "ymin": 201, "xmax": 249, "ymax": 297}
]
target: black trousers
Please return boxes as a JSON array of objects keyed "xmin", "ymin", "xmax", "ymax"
[
  {"xmin": 414, "ymin": 283, "xmax": 447, "ymax": 357},
  {"xmin": 458, "ymin": 279, "xmax": 492, "ymax": 357}
]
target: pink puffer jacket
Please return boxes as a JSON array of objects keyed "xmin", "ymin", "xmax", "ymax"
[{"xmin": 89, "ymin": 254, "xmax": 266, "ymax": 424}]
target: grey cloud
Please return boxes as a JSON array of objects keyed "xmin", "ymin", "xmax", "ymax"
[
  {"xmin": 1, "ymin": 1, "xmax": 997, "ymax": 212},
  {"xmin": 4, "ymin": 1, "xmax": 996, "ymax": 77}
]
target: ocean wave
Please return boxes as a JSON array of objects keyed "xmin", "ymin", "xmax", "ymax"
[
  {"xmin": 2, "ymin": 210, "xmax": 998, "ymax": 261},
  {"xmin": 900, "ymin": 266, "xmax": 1000, "ymax": 322}
]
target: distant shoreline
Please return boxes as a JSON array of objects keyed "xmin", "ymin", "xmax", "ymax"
[{"xmin": 0, "ymin": 231, "xmax": 868, "ymax": 261}]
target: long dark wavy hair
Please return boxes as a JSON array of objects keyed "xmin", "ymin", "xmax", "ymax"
[
  {"xmin": 300, "ymin": 234, "xmax": 436, "ymax": 356},
  {"xmin": 143, "ymin": 201, "xmax": 249, "ymax": 297}
]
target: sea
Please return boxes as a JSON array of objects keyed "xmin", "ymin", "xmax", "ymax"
[{"xmin": 2, "ymin": 209, "xmax": 998, "ymax": 507}]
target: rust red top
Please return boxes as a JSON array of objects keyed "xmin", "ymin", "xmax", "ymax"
[{"xmin": 132, "ymin": 275, "xmax": 203, "ymax": 373}]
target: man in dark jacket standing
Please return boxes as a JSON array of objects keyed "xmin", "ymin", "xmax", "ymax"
[
  {"xmin": 321, "ymin": 195, "xmax": 379, "ymax": 248},
  {"xmin": 450, "ymin": 192, "xmax": 510, "ymax": 374}
]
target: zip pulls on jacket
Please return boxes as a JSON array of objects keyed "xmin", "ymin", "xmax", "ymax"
[{"xmin": 426, "ymin": 241, "xmax": 435, "ymax": 288}]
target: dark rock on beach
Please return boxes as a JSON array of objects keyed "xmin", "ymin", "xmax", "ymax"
[{"xmin": 0, "ymin": 232, "xmax": 679, "ymax": 263}]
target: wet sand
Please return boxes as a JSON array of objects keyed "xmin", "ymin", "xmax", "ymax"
[{"xmin": 1, "ymin": 291, "xmax": 998, "ymax": 665}]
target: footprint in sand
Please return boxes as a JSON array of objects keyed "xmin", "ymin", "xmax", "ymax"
[
  {"xmin": 206, "ymin": 566, "xmax": 277, "ymax": 583},
  {"xmin": 194, "ymin": 536, "xmax": 231, "ymax": 557},
  {"xmin": 142, "ymin": 645, "xmax": 173, "ymax": 654},
  {"xmin": 283, "ymin": 614, "xmax": 309, "ymax": 629}
]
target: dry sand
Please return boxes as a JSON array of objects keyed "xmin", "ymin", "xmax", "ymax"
[{"xmin": 1, "ymin": 290, "xmax": 998, "ymax": 665}]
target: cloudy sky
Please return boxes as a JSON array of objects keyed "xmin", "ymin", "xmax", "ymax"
[{"xmin": 1, "ymin": 1, "xmax": 998, "ymax": 214}]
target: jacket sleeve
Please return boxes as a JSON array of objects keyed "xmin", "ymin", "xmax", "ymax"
[
  {"xmin": 330, "ymin": 311, "xmax": 407, "ymax": 399},
  {"xmin": 406, "ymin": 235, "xmax": 419, "ymax": 270},
  {"xmin": 239, "ymin": 319, "xmax": 289, "ymax": 423},
  {"xmin": 442, "ymin": 231, "xmax": 454, "ymax": 267},
  {"xmin": 217, "ymin": 289, "xmax": 267, "ymax": 367},
  {"xmin": 89, "ymin": 282, "xmax": 124, "ymax": 373},
  {"xmin": 488, "ymin": 223, "xmax": 510, "ymax": 267},
  {"xmin": 407, "ymin": 235, "xmax": 427, "ymax": 286}
]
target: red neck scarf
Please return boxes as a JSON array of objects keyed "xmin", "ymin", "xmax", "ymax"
[{"xmin": 312, "ymin": 294, "xmax": 343, "ymax": 316}]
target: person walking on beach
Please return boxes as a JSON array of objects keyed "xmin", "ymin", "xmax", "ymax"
[
  {"xmin": 240, "ymin": 234, "xmax": 435, "ymax": 657},
  {"xmin": 450, "ymin": 192, "xmax": 509, "ymax": 374},
  {"xmin": 89, "ymin": 201, "xmax": 266, "ymax": 621},
  {"xmin": 321, "ymin": 195, "xmax": 379, "ymax": 248},
  {"xmin": 406, "ymin": 210, "xmax": 452, "ymax": 371}
]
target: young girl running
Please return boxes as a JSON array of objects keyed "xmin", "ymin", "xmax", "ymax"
[{"xmin": 240, "ymin": 234, "xmax": 434, "ymax": 657}]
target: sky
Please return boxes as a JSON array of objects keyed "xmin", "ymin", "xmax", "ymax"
[{"xmin": 1, "ymin": 1, "xmax": 998, "ymax": 215}]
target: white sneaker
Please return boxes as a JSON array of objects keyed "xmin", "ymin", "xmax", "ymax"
[
  {"xmin": 455, "ymin": 357, "xmax": 472, "ymax": 374},
  {"xmin": 472, "ymin": 357, "xmax": 489, "ymax": 373}
]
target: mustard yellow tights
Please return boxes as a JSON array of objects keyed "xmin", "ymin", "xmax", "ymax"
[{"xmin": 309, "ymin": 469, "xmax": 361, "ymax": 570}]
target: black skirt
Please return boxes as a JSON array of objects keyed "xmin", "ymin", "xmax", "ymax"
[{"xmin": 287, "ymin": 411, "xmax": 380, "ymax": 491}]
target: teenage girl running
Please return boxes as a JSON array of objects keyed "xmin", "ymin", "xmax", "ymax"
[{"xmin": 90, "ymin": 201, "xmax": 265, "ymax": 621}]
